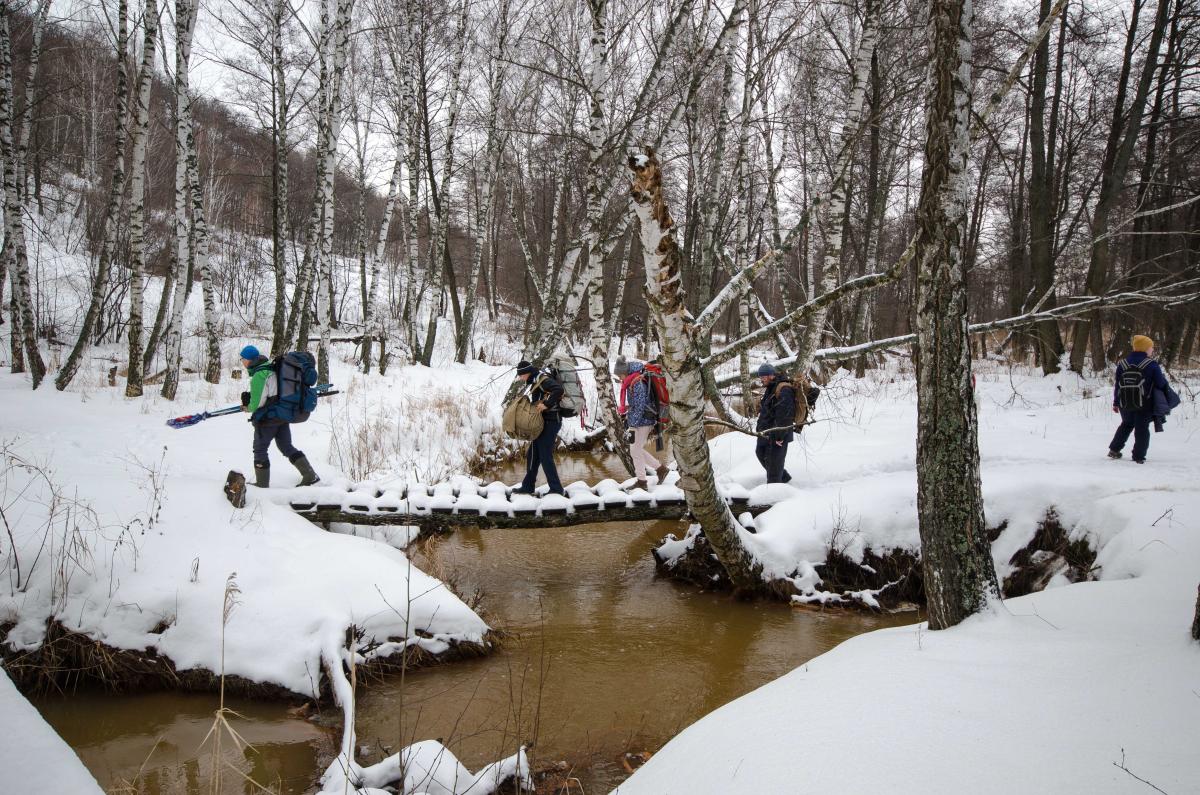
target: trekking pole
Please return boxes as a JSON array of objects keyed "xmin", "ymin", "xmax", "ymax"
[
  {"xmin": 165, "ymin": 405, "xmax": 243, "ymax": 429},
  {"xmin": 166, "ymin": 383, "xmax": 338, "ymax": 429}
]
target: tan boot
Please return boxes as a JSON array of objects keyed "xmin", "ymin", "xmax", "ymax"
[{"xmin": 655, "ymin": 464, "xmax": 669, "ymax": 482}]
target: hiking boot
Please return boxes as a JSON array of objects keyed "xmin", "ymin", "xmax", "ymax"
[
  {"xmin": 512, "ymin": 486, "xmax": 535, "ymax": 495},
  {"xmin": 635, "ymin": 479, "xmax": 649, "ymax": 490},
  {"xmin": 291, "ymin": 455, "xmax": 320, "ymax": 486},
  {"xmin": 1107, "ymin": 449, "xmax": 1123, "ymax": 460},
  {"xmin": 1133, "ymin": 458, "xmax": 1146, "ymax": 464},
  {"xmin": 253, "ymin": 463, "xmax": 270, "ymax": 488},
  {"xmin": 655, "ymin": 464, "xmax": 669, "ymax": 482}
]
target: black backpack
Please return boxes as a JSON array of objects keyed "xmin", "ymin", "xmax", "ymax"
[{"xmin": 1116, "ymin": 358, "xmax": 1151, "ymax": 410}]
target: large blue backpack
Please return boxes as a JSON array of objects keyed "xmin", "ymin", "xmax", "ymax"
[{"xmin": 264, "ymin": 351, "xmax": 319, "ymax": 423}]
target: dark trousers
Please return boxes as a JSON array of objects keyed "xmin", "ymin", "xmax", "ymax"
[
  {"xmin": 521, "ymin": 415, "xmax": 563, "ymax": 493},
  {"xmin": 1109, "ymin": 410, "xmax": 1152, "ymax": 462},
  {"xmin": 755, "ymin": 437, "xmax": 792, "ymax": 484},
  {"xmin": 253, "ymin": 421, "xmax": 301, "ymax": 467}
]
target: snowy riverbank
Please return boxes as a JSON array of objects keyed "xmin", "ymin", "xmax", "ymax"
[
  {"xmin": 620, "ymin": 363, "xmax": 1200, "ymax": 793},
  {"xmin": 0, "ymin": 348, "xmax": 546, "ymax": 698}
]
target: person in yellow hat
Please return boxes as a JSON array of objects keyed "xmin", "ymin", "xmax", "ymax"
[{"xmin": 1108, "ymin": 335, "xmax": 1171, "ymax": 464}]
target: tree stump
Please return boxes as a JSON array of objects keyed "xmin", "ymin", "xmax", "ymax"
[{"xmin": 1192, "ymin": 583, "xmax": 1199, "ymax": 642}]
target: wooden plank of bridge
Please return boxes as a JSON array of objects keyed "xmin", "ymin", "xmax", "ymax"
[{"xmin": 273, "ymin": 478, "xmax": 762, "ymax": 530}]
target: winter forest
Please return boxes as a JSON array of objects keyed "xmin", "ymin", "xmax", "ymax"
[{"xmin": 1, "ymin": 0, "xmax": 1198, "ymax": 790}]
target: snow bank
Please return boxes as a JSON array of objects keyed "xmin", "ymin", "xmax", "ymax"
[
  {"xmin": 700, "ymin": 367, "xmax": 1198, "ymax": 593},
  {"xmin": 0, "ymin": 668, "xmax": 104, "ymax": 794},
  {"xmin": 0, "ymin": 360, "xmax": 490, "ymax": 698},
  {"xmin": 618, "ymin": 365, "xmax": 1200, "ymax": 793}
]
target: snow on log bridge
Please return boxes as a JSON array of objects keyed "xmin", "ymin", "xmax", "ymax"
[{"xmin": 268, "ymin": 476, "xmax": 782, "ymax": 530}]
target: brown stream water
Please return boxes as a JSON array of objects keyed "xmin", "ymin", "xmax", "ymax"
[{"xmin": 35, "ymin": 453, "xmax": 915, "ymax": 793}]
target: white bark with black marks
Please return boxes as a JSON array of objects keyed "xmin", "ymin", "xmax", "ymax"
[
  {"xmin": 161, "ymin": 0, "xmax": 199, "ymax": 401},
  {"xmin": 56, "ymin": 0, "xmax": 129, "ymax": 391},
  {"xmin": 628, "ymin": 148, "xmax": 764, "ymax": 592},
  {"xmin": 125, "ymin": 0, "xmax": 158, "ymax": 397},
  {"xmin": 913, "ymin": 0, "xmax": 1001, "ymax": 630}
]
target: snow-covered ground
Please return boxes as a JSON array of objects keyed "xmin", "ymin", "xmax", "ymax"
[
  {"xmin": 618, "ymin": 364, "xmax": 1200, "ymax": 793},
  {"xmin": 0, "ymin": 347, "xmax": 532, "ymax": 698},
  {"xmin": 0, "ymin": 668, "xmax": 104, "ymax": 794}
]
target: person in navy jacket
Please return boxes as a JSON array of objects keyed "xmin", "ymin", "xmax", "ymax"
[{"xmin": 1108, "ymin": 335, "xmax": 1171, "ymax": 464}]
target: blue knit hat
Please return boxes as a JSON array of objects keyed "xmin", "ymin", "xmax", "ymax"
[
  {"xmin": 239, "ymin": 345, "xmax": 260, "ymax": 361},
  {"xmin": 756, "ymin": 363, "xmax": 777, "ymax": 377}
]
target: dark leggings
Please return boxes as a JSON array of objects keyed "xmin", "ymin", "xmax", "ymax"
[
  {"xmin": 253, "ymin": 421, "xmax": 302, "ymax": 466},
  {"xmin": 755, "ymin": 437, "xmax": 792, "ymax": 483},
  {"xmin": 1109, "ymin": 410, "xmax": 1152, "ymax": 461}
]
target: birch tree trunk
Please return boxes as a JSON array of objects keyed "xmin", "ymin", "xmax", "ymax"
[
  {"xmin": 161, "ymin": 0, "xmax": 199, "ymax": 400},
  {"xmin": 313, "ymin": 0, "xmax": 354, "ymax": 383},
  {"xmin": 186, "ymin": 123, "xmax": 219, "ymax": 383},
  {"xmin": 56, "ymin": 0, "xmax": 130, "ymax": 391},
  {"xmin": 455, "ymin": 0, "xmax": 510, "ymax": 364},
  {"xmin": 361, "ymin": 136, "xmax": 404, "ymax": 373},
  {"xmin": 269, "ymin": 0, "xmax": 290, "ymax": 355},
  {"xmin": 126, "ymin": 0, "xmax": 159, "ymax": 397},
  {"xmin": 914, "ymin": 0, "xmax": 1001, "ymax": 630},
  {"xmin": 629, "ymin": 148, "xmax": 763, "ymax": 591},
  {"xmin": 793, "ymin": 2, "xmax": 878, "ymax": 370},
  {"xmin": 419, "ymin": 0, "xmax": 467, "ymax": 367},
  {"xmin": 0, "ymin": 5, "xmax": 43, "ymax": 386}
]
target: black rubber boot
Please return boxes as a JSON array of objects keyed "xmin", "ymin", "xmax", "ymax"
[
  {"xmin": 291, "ymin": 455, "xmax": 320, "ymax": 486},
  {"xmin": 254, "ymin": 463, "xmax": 270, "ymax": 488}
]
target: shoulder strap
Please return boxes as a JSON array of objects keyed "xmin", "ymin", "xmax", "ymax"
[{"xmin": 1131, "ymin": 358, "xmax": 1152, "ymax": 371}]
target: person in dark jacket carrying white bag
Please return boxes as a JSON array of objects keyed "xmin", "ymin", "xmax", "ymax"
[{"xmin": 513, "ymin": 360, "xmax": 567, "ymax": 495}]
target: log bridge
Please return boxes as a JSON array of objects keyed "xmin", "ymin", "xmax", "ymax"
[{"xmin": 272, "ymin": 477, "xmax": 778, "ymax": 530}]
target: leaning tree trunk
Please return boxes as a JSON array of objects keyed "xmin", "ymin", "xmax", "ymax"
[
  {"xmin": 126, "ymin": 0, "xmax": 159, "ymax": 397},
  {"xmin": 161, "ymin": 0, "xmax": 199, "ymax": 401},
  {"xmin": 913, "ymin": 0, "xmax": 1001, "ymax": 630},
  {"xmin": 628, "ymin": 148, "xmax": 763, "ymax": 591},
  {"xmin": 55, "ymin": 0, "xmax": 130, "ymax": 391}
]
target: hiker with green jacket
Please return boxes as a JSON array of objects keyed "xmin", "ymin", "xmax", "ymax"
[{"xmin": 239, "ymin": 345, "xmax": 320, "ymax": 488}]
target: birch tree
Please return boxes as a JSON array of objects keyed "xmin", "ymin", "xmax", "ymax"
[
  {"xmin": 161, "ymin": 0, "xmax": 200, "ymax": 400},
  {"xmin": 312, "ymin": 0, "xmax": 355, "ymax": 384},
  {"xmin": 455, "ymin": 0, "xmax": 512, "ymax": 364},
  {"xmin": 0, "ymin": 1, "xmax": 46, "ymax": 386},
  {"xmin": 912, "ymin": 0, "xmax": 1000, "ymax": 629},
  {"xmin": 628, "ymin": 148, "xmax": 764, "ymax": 591},
  {"xmin": 56, "ymin": 0, "xmax": 129, "ymax": 391},
  {"xmin": 125, "ymin": 0, "xmax": 159, "ymax": 397}
]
